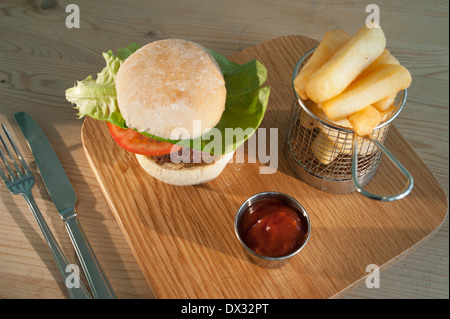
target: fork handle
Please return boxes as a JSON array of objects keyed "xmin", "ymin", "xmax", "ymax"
[
  {"xmin": 21, "ymin": 191, "xmax": 91, "ymax": 299},
  {"xmin": 64, "ymin": 211, "xmax": 117, "ymax": 299}
]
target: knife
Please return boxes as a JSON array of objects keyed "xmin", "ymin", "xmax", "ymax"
[{"xmin": 14, "ymin": 112, "xmax": 117, "ymax": 299}]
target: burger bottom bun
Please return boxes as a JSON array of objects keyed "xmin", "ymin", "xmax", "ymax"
[{"xmin": 135, "ymin": 150, "xmax": 235, "ymax": 186}]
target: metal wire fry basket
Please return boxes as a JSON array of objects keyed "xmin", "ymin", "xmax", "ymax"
[{"xmin": 285, "ymin": 48, "xmax": 413, "ymax": 201}]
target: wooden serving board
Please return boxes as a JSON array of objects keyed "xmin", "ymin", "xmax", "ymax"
[{"xmin": 81, "ymin": 36, "xmax": 448, "ymax": 298}]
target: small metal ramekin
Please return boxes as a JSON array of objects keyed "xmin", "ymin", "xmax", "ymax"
[{"xmin": 234, "ymin": 191, "xmax": 311, "ymax": 268}]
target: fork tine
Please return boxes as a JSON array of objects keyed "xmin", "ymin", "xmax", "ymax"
[
  {"xmin": 0, "ymin": 147, "xmax": 10, "ymax": 180},
  {"xmin": 1, "ymin": 124, "xmax": 31, "ymax": 175},
  {"xmin": 0, "ymin": 130, "xmax": 17, "ymax": 178}
]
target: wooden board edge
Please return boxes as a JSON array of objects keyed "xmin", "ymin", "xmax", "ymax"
[
  {"xmin": 81, "ymin": 117, "xmax": 159, "ymax": 298},
  {"xmin": 331, "ymin": 203, "xmax": 449, "ymax": 299}
]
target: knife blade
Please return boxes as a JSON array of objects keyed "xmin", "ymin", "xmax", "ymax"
[{"xmin": 14, "ymin": 111, "xmax": 117, "ymax": 299}]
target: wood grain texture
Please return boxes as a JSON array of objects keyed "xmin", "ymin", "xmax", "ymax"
[
  {"xmin": 0, "ymin": 0, "xmax": 448, "ymax": 299},
  {"xmin": 82, "ymin": 36, "xmax": 447, "ymax": 299}
]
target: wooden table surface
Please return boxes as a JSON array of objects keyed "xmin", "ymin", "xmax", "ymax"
[{"xmin": 0, "ymin": 0, "xmax": 448, "ymax": 299}]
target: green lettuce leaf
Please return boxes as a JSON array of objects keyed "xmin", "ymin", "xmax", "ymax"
[
  {"xmin": 65, "ymin": 43, "xmax": 270, "ymax": 155},
  {"xmin": 65, "ymin": 43, "xmax": 140, "ymax": 128},
  {"xmin": 208, "ymin": 49, "xmax": 267, "ymax": 98}
]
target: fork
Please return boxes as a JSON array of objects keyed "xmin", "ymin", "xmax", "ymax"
[{"xmin": 0, "ymin": 124, "xmax": 92, "ymax": 299}]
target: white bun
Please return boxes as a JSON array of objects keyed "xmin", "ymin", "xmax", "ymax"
[
  {"xmin": 135, "ymin": 151, "xmax": 235, "ymax": 186},
  {"xmin": 116, "ymin": 39, "xmax": 226, "ymax": 140}
]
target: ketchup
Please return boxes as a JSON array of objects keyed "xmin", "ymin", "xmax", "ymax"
[{"xmin": 238, "ymin": 198, "xmax": 308, "ymax": 258}]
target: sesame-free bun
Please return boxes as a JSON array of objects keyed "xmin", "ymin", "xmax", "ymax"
[
  {"xmin": 116, "ymin": 39, "xmax": 226, "ymax": 140},
  {"xmin": 135, "ymin": 150, "xmax": 235, "ymax": 186}
]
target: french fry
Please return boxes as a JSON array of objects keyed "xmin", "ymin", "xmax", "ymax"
[
  {"xmin": 299, "ymin": 112, "xmax": 315, "ymax": 130},
  {"xmin": 337, "ymin": 126, "xmax": 388, "ymax": 155},
  {"xmin": 348, "ymin": 105, "xmax": 382, "ymax": 136},
  {"xmin": 373, "ymin": 93, "xmax": 396, "ymax": 111},
  {"xmin": 311, "ymin": 127, "xmax": 382, "ymax": 164},
  {"xmin": 305, "ymin": 99, "xmax": 353, "ymax": 130},
  {"xmin": 298, "ymin": 99, "xmax": 319, "ymax": 129},
  {"xmin": 305, "ymin": 24, "xmax": 386, "ymax": 103},
  {"xmin": 310, "ymin": 109, "xmax": 385, "ymax": 162},
  {"xmin": 305, "ymin": 99, "xmax": 355, "ymax": 155},
  {"xmin": 358, "ymin": 49, "xmax": 400, "ymax": 78},
  {"xmin": 321, "ymin": 64, "xmax": 412, "ymax": 121},
  {"xmin": 359, "ymin": 49, "xmax": 400, "ymax": 112},
  {"xmin": 310, "ymin": 130, "xmax": 340, "ymax": 165},
  {"xmin": 294, "ymin": 30, "xmax": 350, "ymax": 100},
  {"xmin": 341, "ymin": 135, "xmax": 378, "ymax": 155},
  {"xmin": 380, "ymin": 104, "xmax": 396, "ymax": 121}
]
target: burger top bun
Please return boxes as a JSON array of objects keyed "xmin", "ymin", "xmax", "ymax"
[{"xmin": 116, "ymin": 39, "xmax": 227, "ymax": 140}]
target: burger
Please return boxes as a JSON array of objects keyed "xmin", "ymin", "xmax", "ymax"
[{"xmin": 66, "ymin": 39, "xmax": 270, "ymax": 186}]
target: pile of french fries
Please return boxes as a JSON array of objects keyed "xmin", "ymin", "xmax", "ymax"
[{"xmin": 294, "ymin": 24, "xmax": 412, "ymax": 165}]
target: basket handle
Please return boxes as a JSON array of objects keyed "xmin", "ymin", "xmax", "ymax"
[{"xmin": 351, "ymin": 132, "xmax": 414, "ymax": 201}]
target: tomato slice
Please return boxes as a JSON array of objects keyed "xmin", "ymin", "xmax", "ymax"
[{"xmin": 107, "ymin": 122, "xmax": 181, "ymax": 156}]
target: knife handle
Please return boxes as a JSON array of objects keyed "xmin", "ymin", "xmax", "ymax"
[{"xmin": 64, "ymin": 212, "xmax": 117, "ymax": 299}]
